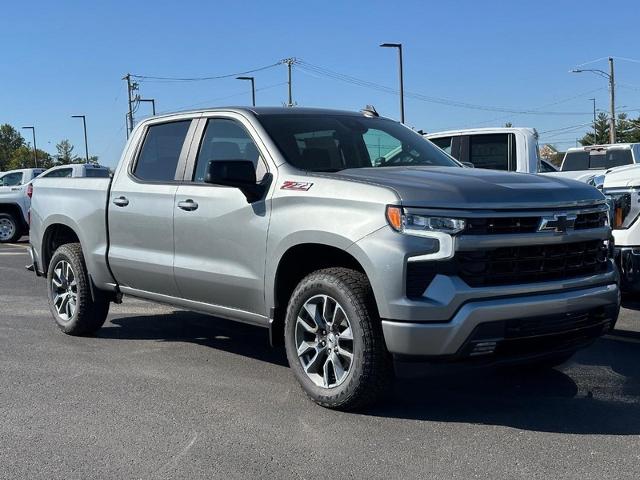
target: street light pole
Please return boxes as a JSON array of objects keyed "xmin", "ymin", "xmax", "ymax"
[
  {"xmin": 380, "ymin": 43, "xmax": 405, "ymax": 123},
  {"xmin": 236, "ymin": 76, "xmax": 256, "ymax": 106},
  {"xmin": 609, "ymin": 57, "xmax": 616, "ymax": 143},
  {"xmin": 21, "ymin": 126, "xmax": 37, "ymax": 168},
  {"xmin": 138, "ymin": 98, "xmax": 156, "ymax": 115},
  {"xmin": 71, "ymin": 115, "xmax": 90, "ymax": 163},
  {"xmin": 571, "ymin": 58, "xmax": 616, "ymax": 143},
  {"xmin": 589, "ymin": 98, "xmax": 597, "ymax": 144}
]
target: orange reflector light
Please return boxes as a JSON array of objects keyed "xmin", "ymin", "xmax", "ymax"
[
  {"xmin": 386, "ymin": 206, "xmax": 403, "ymax": 231},
  {"xmin": 614, "ymin": 207, "xmax": 624, "ymax": 228}
]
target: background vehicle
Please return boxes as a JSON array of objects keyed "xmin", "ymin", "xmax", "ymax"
[
  {"xmin": 550, "ymin": 143, "xmax": 640, "ymax": 181},
  {"xmin": 0, "ymin": 168, "xmax": 44, "ymax": 242},
  {"xmin": 594, "ymin": 164, "xmax": 640, "ymax": 292},
  {"xmin": 35, "ymin": 163, "xmax": 111, "ymax": 179},
  {"xmin": 29, "ymin": 107, "xmax": 619, "ymax": 410},
  {"xmin": 424, "ymin": 127, "xmax": 548, "ymax": 173}
]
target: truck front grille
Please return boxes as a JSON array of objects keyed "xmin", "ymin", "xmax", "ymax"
[
  {"xmin": 464, "ymin": 211, "xmax": 607, "ymax": 235},
  {"xmin": 457, "ymin": 240, "xmax": 608, "ymax": 287},
  {"xmin": 405, "ymin": 239, "xmax": 609, "ymax": 297}
]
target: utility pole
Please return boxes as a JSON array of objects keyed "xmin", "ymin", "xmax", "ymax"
[
  {"xmin": 123, "ymin": 73, "xmax": 137, "ymax": 135},
  {"xmin": 380, "ymin": 43, "xmax": 405, "ymax": 123},
  {"xmin": 71, "ymin": 115, "xmax": 90, "ymax": 163},
  {"xmin": 282, "ymin": 58, "xmax": 296, "ymax": 107},
  {"xmin": 589, "ymin": 98, "xmax": 597, "ymax": 144},
  {"xmin": 21, "ymin": 126, "xmax": 37, "ymax": 168},
  {"xmin": 609, "ymin": 57, "xmax": 616, "ymax": 144}
]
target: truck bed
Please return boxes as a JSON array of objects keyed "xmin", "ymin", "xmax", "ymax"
[{"xmin": 29, "ymin": 177, "xmax": 115, "ymax": 289}]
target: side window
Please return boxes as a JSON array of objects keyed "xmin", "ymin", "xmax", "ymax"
[
  {"xmin": 429, "ymin": 136, "xmax": 453, "ymax": 155},
  {"xmin": 363, "ymin": 129, "xmax": 401, "ymax": 165},
  {"xmin": 44, "ymin": 168, "xmax": 73, "ymax": 178},
  {"xmin": 0, "ymin": 172, "xmax": 23, "ymax": 186},
  {"xmin": 193, "ymin": 118, "xmax": 267, "ymax": 183},
  {"xmin": 468, "ymin": 133, "xmax": 512, "ymax": 170},
  {"xmin": 133, "ymin": 121, "xmax": 191, "ymax": 182}
]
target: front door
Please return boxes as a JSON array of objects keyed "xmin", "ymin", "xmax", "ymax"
[
  {"xmin": 173, "ymin": 115, "xmax": 271, "ymax": 317},
  {"xmin": 108, "ymin": 119, "xmax": 195, "ymax": 296}
]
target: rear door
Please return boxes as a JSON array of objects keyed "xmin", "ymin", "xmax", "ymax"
[
  {"xmin": 108, "ymin": 118, "xmax": 197, "ymax": 296},
  {"xmin": 172, "ymin": 114, "xmax": 271, "ymax": 318}
]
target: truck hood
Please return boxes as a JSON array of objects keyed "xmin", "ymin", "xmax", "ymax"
[
  {"xmin": 602, "ymin": 164, "xmax": 640, "ymax": 189},
  {"xmin": 331, "ymin": 166, "xmax": 604, "ymax": 209}
]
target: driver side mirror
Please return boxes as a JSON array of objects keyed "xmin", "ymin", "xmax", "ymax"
[{"xmin": 204, "ymin": 160, "xmax": 270, "ymax": 203}]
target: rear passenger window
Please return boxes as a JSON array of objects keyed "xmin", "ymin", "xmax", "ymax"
[
  {"xmin": 193, "ymin": 118, "xmax": 267, "ymax": 183},
  {"xmin": 44, "ymin": 168, "xmax": 73, "ymax": 178},
  {"xmin": 469, "ymin": 133, "xmax": 512, "ymax": 170},
  {"xmin": 133, "ymin": 121, "xmax": 191, "ymax": 181},
  {"xmin": 0, "ymin": 172, "xmax": 23, "ymax": 186},
  {"xmin": 430, "ymin": 136, "xmax": 453, "ymax": 155}
]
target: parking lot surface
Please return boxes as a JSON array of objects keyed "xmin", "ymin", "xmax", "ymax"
[{"xmin": 1, "ymin": 240, "xmax": 639, "ymax": 479}]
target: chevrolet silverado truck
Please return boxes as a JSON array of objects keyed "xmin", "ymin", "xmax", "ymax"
[{"xmin": 29, "ymin": 107, "xmax": 620, "ymax": 410}]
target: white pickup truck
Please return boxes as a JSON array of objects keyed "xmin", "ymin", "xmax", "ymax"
[
  {"xmin": 0, "ymin": 168, "xmax": 45, "ymax": 242},
  {"xmin": 424, "ymin": 127, "xmax": 557, "ymax": 173}
]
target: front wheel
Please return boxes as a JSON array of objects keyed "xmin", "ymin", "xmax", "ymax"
[
  {"xmin": 284, "ymin": 268, "xmax": 393, "ymax": 410},
  {"xmin": 46, "ymin": 243, "xmax": 110, "ymax": 336},
  {"xmin": 0, "ymin": 213, "xmax": 22, "ymax": 243}
]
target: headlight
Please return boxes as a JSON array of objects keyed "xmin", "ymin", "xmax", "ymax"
[
  {"xmin": 604, "ymin": 188, "xmax": 640, "ymax": 229},
  {"xmin": 386, "ymin": 206, "xmax": 466, "ymax": 235}
]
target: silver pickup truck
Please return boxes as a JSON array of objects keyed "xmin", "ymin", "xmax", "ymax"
[{"xmin": 29, "ymin": 107, "xmax": 620, "ymax": 410}]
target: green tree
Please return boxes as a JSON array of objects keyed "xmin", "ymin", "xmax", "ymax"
[
  {"xmin": 580, "ymin": 112, "xmax": 640, "ymax": 145},
  {"xmin": 6, "ymin": 145, "xmax": 53, "ymax": 170},
  {"xmin": 56, "ymin": 139, "xmax": 79, "ymax": 164},
  {"xmin": 0, "ymin": 124, "xmax": 26, "ymax": 171},
  {"xmin": 580, "ymin": 112, "xmax": 610, "ymax": 145}
]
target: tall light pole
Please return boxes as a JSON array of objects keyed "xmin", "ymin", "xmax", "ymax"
[
  {"xmin": 236, "ymin": 76, "xmax": 256, "ymax": 106},
  {"xmin": 21, "ymin": 126, "xmax": 37, "ymax": 168},
  {"xmin": 589, "ymin": 98, "xmax": 597, "ymax": 144},
  {"xmin": 71, "ymin": 115, "xmax": 89, "ymax": 163},
  {"xmin": 571, "ymin": 57, "xmax": 616, "ymax": 143},
  {"xmin": 380, "ymin": 42, "xmax": 405, "ymax": 123}
]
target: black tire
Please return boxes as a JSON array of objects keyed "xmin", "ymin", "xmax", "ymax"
[
  {"xmin": 46, "ymin": 243, "xmax": 110, "ymax": 336},
  {"xmin": 0, "ymin": 212, "xmax": 22, "ymax": 243},
  {"xmin": 284, "ymin": 267, "xmax": 393, "ymax": 410}
]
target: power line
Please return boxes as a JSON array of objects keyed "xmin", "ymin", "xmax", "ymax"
[
  {"xmin": 296, "ymin": 60, "xmax": 593, "ymax": 115},
  {"xmin": 130, "ymin": 62, "xmax": 282, "ymax": 82}
]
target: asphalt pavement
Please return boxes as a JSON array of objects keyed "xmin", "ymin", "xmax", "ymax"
[{"xmin": 1, "ymin": 240, "xmax": 639, "ymax": 479}]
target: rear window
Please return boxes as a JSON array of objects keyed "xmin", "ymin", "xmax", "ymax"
[
  {"xmin": 562, "ymin": 149, "xmax": 633, "ymax": 171},
  {"xmin": 86, "ymin": 168, "xmax": 110, "ymax": 178}
]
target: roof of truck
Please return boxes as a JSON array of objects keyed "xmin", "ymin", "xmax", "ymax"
[
  {"xmin": 425, "ymin": 127, "xmax": 537, "ymax": 138},
  {"xmin": 565, "ymin": 143, "xmax": 639, "ymax": 152},
  {"xmin": 147, "ymin": 106, "xmax": 380, "ymax": 120}
]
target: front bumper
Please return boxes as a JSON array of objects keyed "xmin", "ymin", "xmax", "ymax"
[{"xmin": 382, "ymin": 282, "xmax": 620, "ymax": 359}]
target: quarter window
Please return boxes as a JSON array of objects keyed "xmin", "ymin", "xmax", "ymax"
[
  {"xmin": 133, "ymin": 121, "xmax": 191, "ymax": 182},
  {"xmin": 193, "ymin": 119, "xmax": 266, "ymax": 183}
]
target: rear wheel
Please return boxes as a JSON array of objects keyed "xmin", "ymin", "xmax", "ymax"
[
  {"xmin": 46, "ymin": 243, "xmax": 110, "ymax": 336},
  {"xmin": 0, "ymin": 213, "xmax": 22, "ymax": 243},
  {"xmin": 284, "ymin": 268, "xmax": 393, "ymax": 410}
]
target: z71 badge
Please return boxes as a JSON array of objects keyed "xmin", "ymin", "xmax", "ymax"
[{"xmin": 281, "ymin": 181, "xmax": 313, "ymax": 191}]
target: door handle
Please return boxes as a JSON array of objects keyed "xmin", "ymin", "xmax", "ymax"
[
  {"xmin": 177, "ymin": 199, "xmax": 198, "ymax": 211},
  {"xmin": 112, "ymin": 196, "xmax": 129, "ymax": 207}
]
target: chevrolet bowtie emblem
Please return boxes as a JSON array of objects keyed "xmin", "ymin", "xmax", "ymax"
[{"xmin": 538, "ymin": 214, "xmax": 577, "ymax": 233}]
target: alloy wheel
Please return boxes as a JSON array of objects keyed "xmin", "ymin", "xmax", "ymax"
[
  {"xmin": 295, "ymin": 294, "xmax": 354, "ymax": 388},
  {"xmin": 0, "ymin": 218, "xmax": 15, "ymax": 242},
  {"xmin": 51, "ymin": 260, "xmax": 78, "ymax": 322}
]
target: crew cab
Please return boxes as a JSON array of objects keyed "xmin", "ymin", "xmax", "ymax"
[
  {"xmin": 0, "ymin": 168, "xmax": 45, "ymax": 242},
  {"xmin": 424, "ymin": 127, "xmax": 556, "ymax": 173},
  {"xmin": 29, "ymin": 107, "xmax": 620, "ymax": 409},
  {"xmin": 552, "ymin": 143, "xmax": 640, "ymax": 181},
  {"xmin": 36, "ymin": 163, "xmax": 111, "ymax": 179}
]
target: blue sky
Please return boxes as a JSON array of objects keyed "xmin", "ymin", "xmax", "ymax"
[{"xmin": 2, "ymin": 0, "xmax": 640, "ymax": 167}]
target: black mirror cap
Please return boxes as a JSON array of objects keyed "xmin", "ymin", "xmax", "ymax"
[
  {"xmin": 204, "ymin": 160, "xmax": 271, "ymax": 203},
  {"xmin": 205, "ymin": 160, "xmax": 256, "ymax": 185}
]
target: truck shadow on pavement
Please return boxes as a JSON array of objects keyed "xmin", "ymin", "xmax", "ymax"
[{"xmin": 100, "ymin": 311, "xmax": 640, "ymax": 435}]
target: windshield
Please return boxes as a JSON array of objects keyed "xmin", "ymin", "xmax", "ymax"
[
  {"xmin": 562, "ymin": 149, "xmax": 633, "ymax": 171},
  {"xmin": 258, "ymin": 114, "xmax": 460, "ymax": 172}
]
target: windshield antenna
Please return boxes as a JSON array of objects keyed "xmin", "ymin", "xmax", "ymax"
[{"xmin": 361, "ymin": 105, "xmax": 379, "ymax": 117}]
